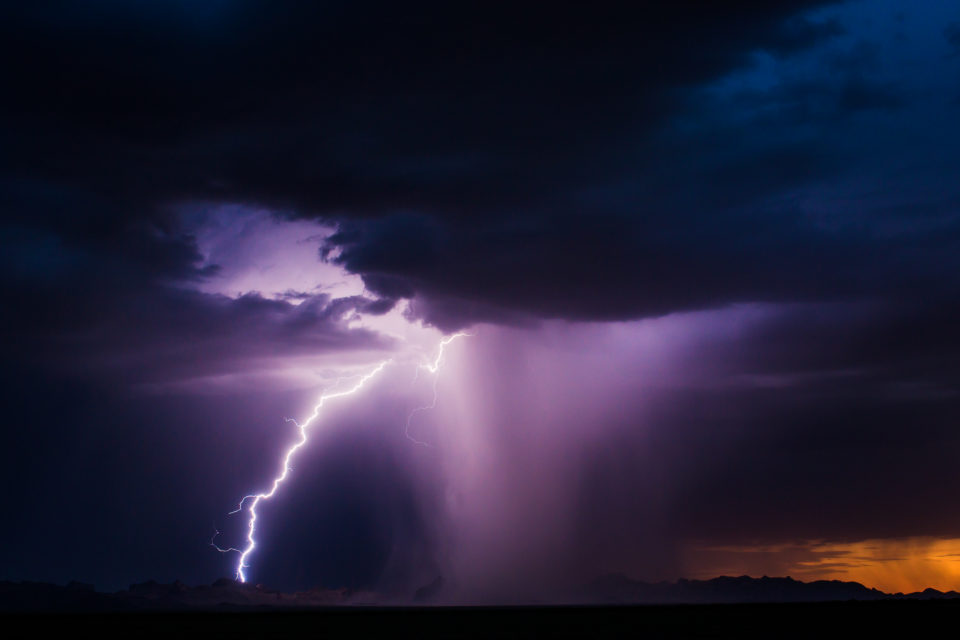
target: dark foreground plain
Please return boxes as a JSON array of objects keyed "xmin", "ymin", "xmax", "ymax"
[{"xmin": 3, "ymin": 601, "xmax": 956, "ymax": 639}]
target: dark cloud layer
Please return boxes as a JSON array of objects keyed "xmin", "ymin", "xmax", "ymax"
[
  {"xmin": 2, "ymin": 1, "xmax": 857, "ymax": 328},
  {"xmin": 4, "ymin": 1, "xmax": 955, "ymax": 331}
]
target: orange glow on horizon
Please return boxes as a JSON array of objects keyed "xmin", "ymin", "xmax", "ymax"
[{"xmin": 682, "ymin": 537, "xmax": 960, "ymax": 594}]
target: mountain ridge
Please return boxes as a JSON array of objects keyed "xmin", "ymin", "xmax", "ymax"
[{"xmin": 3, "ymin": 574, "xmax": 960, "ymax": 611}]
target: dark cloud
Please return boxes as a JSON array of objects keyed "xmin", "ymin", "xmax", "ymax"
[
  {"xmin": 0, "ymin": 1, "xmax": 858, "ymax": 331},
  {"xmin": 0, "ymin": 187, "xmax": 392, "ymax": 384},
  {"xmin": 8, "ymin": 0, "xmax": 947, "ymax": 365}
]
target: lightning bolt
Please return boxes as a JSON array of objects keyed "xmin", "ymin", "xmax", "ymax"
[
  {"xmin": 218, "ymin": 359, "xmax": 391, "ymax": 583},
  {"xmin": 405, "ymin": 332, "xmax": 470, "ymax": 446},
  {"xmin": 209, "ymin": 528, "xmax": 241, "ymax": 554}
]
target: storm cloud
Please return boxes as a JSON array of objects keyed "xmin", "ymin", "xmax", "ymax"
[{"xmin": 3, "ymin": 1, "xmax": 960, "ymax": 597}]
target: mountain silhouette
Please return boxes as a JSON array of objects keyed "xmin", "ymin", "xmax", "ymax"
[
  {"xmin": 580, "ymin": 574, "xmax": 893, "ymax": 604},
  {"xmin": 3, "ymin": 574, "xmax": 960, "ymax": 611}
]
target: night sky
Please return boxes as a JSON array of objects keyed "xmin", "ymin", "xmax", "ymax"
[{"xmin": 3, "ymin": 1, "xmax": 960, "ymax": 599}]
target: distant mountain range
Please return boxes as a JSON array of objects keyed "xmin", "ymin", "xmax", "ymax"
[
  {"xmin": 579, "ymin": 574, "xmax": 960, "ymax": 604},
  {"xmin": 3, "ymin": 574, "xmax": 960, "ymax": 611}
]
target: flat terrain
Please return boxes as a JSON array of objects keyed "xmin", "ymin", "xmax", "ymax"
[{"xmin": 3, "ymin": 600, "xmax": 955, "ymax": 639}]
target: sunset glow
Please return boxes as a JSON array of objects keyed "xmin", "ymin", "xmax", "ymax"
[{"xmin": 684, "ymin": 537, "xmax": 960, "ymax": 594}]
